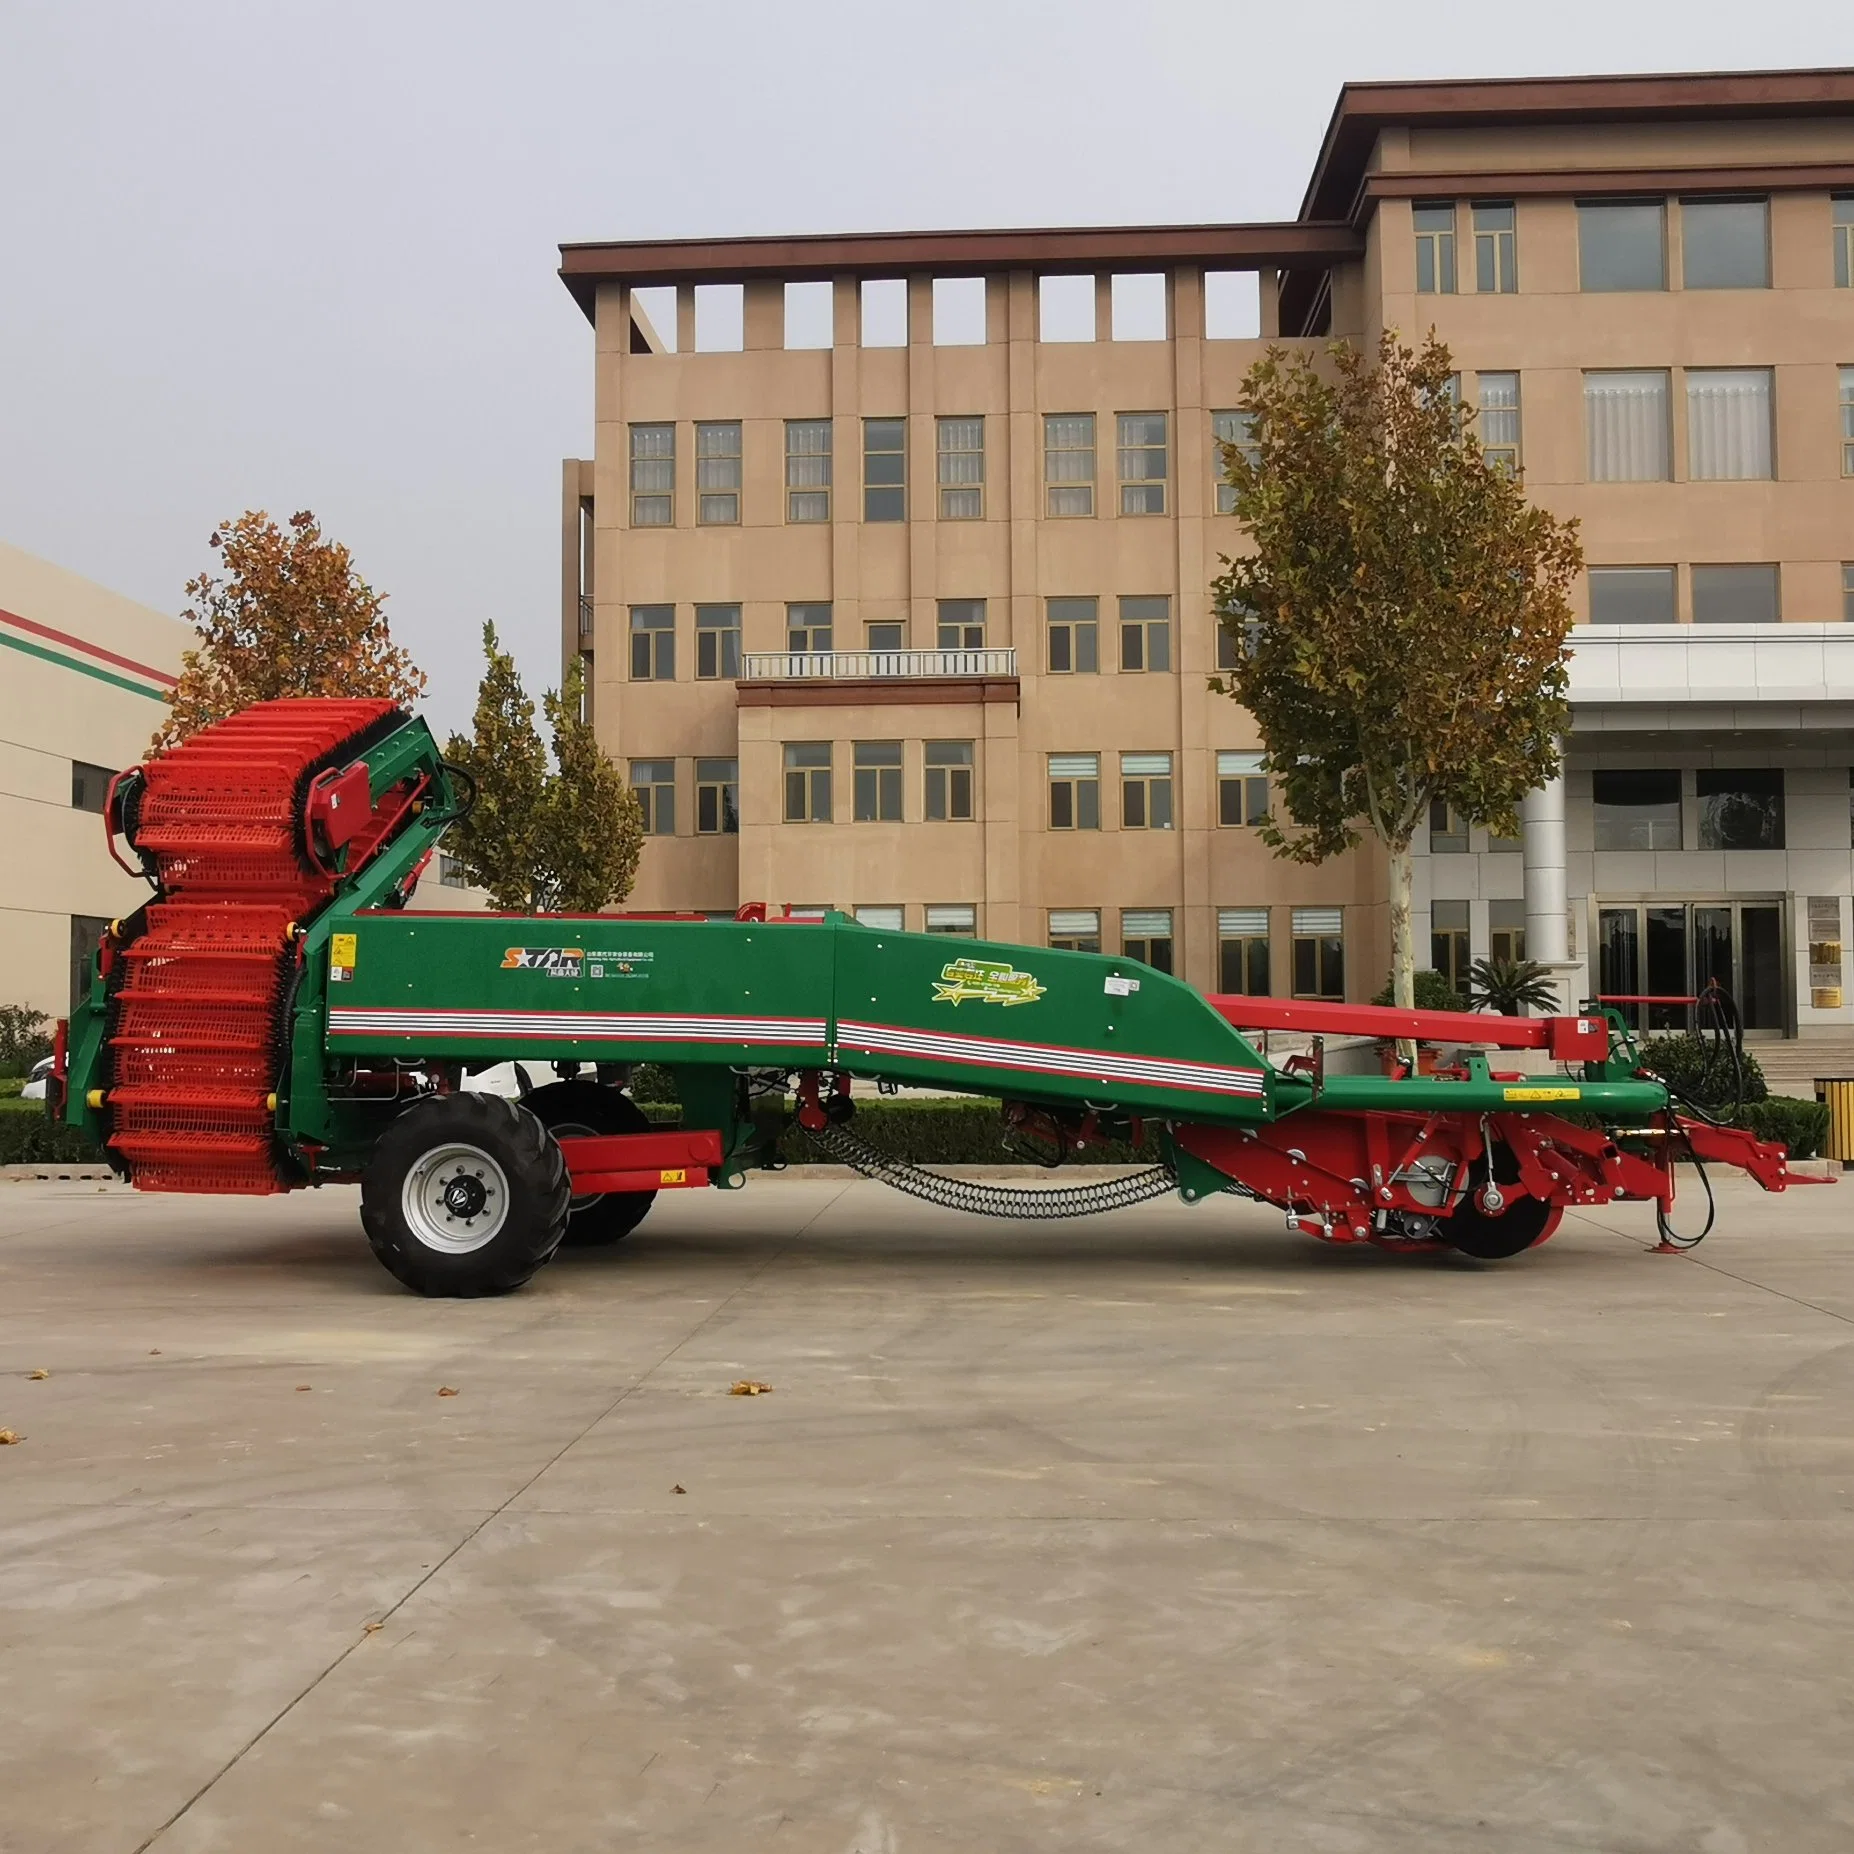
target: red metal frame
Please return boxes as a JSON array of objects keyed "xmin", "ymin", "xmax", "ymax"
[
  {"xmin": 1174, "ymin": 1104, "xmax": 1820, "ymax": 1248},
  {"xmin": 555, "ymin": 1127, "xmax": 725, "ymax": 1194},
  {"xmin": 1209, "ymin": 994, "xmax": 1612, "ymax": 1062}
]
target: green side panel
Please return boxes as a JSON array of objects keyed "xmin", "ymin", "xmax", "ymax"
[
  {"xmin": 321, "ymin": 914, "xmax": 839, "ymax": 1072},
  {"xmin": 829, "ymin": 926, "xmax": 1274, "ymax": 1123}
]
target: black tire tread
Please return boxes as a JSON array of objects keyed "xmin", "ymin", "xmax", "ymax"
[
  {"xmin": 521, "ymin": 1080, "xmax": 658, "ymax": 1247},
  {"xmin": 361, "ymin": 1094, "xmax": 570, "ymax": 1297}
]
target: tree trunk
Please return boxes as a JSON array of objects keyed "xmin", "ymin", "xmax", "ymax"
[{"xmin": 1389, "ymin": 838, "xmax": 1416, "ymax": 1010}]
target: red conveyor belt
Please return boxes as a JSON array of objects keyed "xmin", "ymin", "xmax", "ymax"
[{"xmin": 104, "ymin": 699, "xmax": 402, "ymax": 1192}]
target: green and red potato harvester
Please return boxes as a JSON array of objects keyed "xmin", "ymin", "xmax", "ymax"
[{"xmin": 55, "ymin": 698, "xmax": 1822, "ymax": 1297}]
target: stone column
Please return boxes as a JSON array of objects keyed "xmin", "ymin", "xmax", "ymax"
[{"xmin": 1521, "ymin": 761, "xmax": 1582, "ymax": 1012}]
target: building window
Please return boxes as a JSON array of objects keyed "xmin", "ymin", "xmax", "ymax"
[
  {"xmin": 1414, "ymin": 202, "xmax": 1457, "ymax": 293},
  {"xmin": 1836, "ymin": 197, "xmax": 1854, "ymax": 288},
  {"xmin": 1212, "ymin": 410, "xmax": 1257, "ymax": 513},
  {"xmin": 1587, "ymin": 566, "xmax": 1677, "ymax": 625},
  {"xmin": 1048, "ymin": 753, "xmax": 1101, "ymax": 831},
  {"xmin": 1120, "ymin": 753, "xmax": 1174, "ymax": 830},
  {"xmin": 786, "ymin": 419, "xmax": 832, "ymax": 521},
  {"xmin": 1477, "ymin": 372, "xmax": 1521, "ymax": 472},
  {"xmin": 695, "ymin": 604, "xmax": 740, "ymax": 679},
  {"xmin": 925, "ymin": 904, "xmax": 976, "ymax": 936},
  {"xmin": 1431, "ymin": 899, "xmax": 1471, "ymax": 998},
  {"xmin": 695, "ymin": 421, "xmax": 741, "ymax": 523},
  {"xmin": 937, "ymin": 416, "xmax": 984, "ymax": 518},
  {"xmin": 1841, "ymin": 367, "xmax": 1854, "ymax": 476},
  {"xmin": 787, "ymin": 602, "xmax": 832, "ymax": 653},
  {"xmin": 1682, "ymin": 197, "xmax": 1769, "ymax": 289},
  {"xmin": 630, "ymin": 760, "xmax": 676, "ymax": 835},
  {"xmin": 863, "ymin": 417, "xmax": 905, "ymax": 521},
  {"xmin": 70, "ymin": 760, "xmax": 114, "ymax": 814},
  {"xmin": 1217, "ymin": 751, "xmax": 1267, "ymax": 826},
  {"xmin": 866, "ymin": 620, "xmax": 905, "ymax": 652},
  {"xmin": 853, "ymin": 741, "xmax": 903, "ymax": 821},
  {"xmin": 1585, "ymin": 370, "xmax": 1671, "ymax": 481},
  {"xmin": 1044, "ymin": 414, "xmax": 1096, "ymax": 517},
  {"xmin": 438, "ymin": 852, "xmax": 469, "ymax": 888},
  {"xmin": 1119, "ymin": 596, "xmax": 1171, "ymax": 672},
  {"xmin": 1593, "ymin": 770, "xmax": 1680, "ymax": 851},
  {"xmin": 1692, "ymin": 563, "xmax": 1780, "ymax": 625},
  {"xmin": 1117, "ymin": 412, "xmax": 1168, "ymax": 515},
  {"xmin": 783, "ymin": 743, "xmax": 832, "ymax": 822},
  {"xmin": 1844, "ymin": 563, "xmax": 1854, "ymax": 623},
  {"xmin": 695, "ymin": 758, "xmax": 738, "ymax": 834},
  {"xmin": 1428, "ymin": 799, "xmax": 1469, "ymax": 853},
  {"xmin": 1217, "ymin": 907, "xmax": 1271, "ymax": 995},
  {"xmin": 629, "ymin": 423, "xmax": 674, "ymax": 525},
  {"xmin": 1578, "ymin": 200, "xmax": 1666, "ymax": 292},
  {"xmin": 1687, "ymin": 368, "xmax": 1773, "ymax": 480},
  {"xmin": 1291, "ymin": 907, "xmax": 1345, "ymax": 1000},
  {"xmin": 1489, "ymin": 899, "xmax": 1527, "ymax": 965},
  {"xmin": 629, "ymin": 605, "xmax": 675, "ymax": 680},
  {"xmin": 855, "ymin": 905, "xmax": 904, "ymax": 933},
  {"xmin": 1698, "ymin": 768, "xmax": 1784, "ymax": 850},
  {"xmin": 1046, "ymin": 597, "xmax": 1098, "ymax": 674},
  {"xmin": 924, "ymin": 740, "xmax": 974, "ymax": 821},
  {"xmin": 1472, "ymin": 202, "xmax": 1517, "ymax": 292},
  {"xmin": 936, "ymin": 598, "xmax": 985, "ymax": 650},
  {"xmin": 1049, "ymin": 909, "xmax": 1102, "ymax": 954},
  {"xmin": 1122, "ymin": 908, "xmax": 1174, "ymax": 975}
]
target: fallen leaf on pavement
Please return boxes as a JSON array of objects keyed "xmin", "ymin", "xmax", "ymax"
[
  {"xmin": 437, "ymin": 1386, "xmax": 459, "ymax": 1397},
  {"xmin": 728, "ymin": 1380, "xmax": 774, "ymax": 1396},
  {"xmin": 673, "ymin": 1484, "xmax": 687, "ymax": 1494},
  {"xmin": 362, "ymin": 1621, "xmax": 384, "ymax": 1635},
  {"xmin": 296, "ymin": 1385, "xmax": 311, "ymax": 1392},
  {"xmin": 27, "ymin": 1370, "xmax": 48, "ymax": 1381},
  {"xmin": 0, "ymin": 1430, "xmax": 21, "ymax": 1445}
]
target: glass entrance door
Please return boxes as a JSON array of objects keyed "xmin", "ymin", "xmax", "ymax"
[{"xmin": 1595, "ymin": 899, "xmax": 1788, "ymax": 1033}]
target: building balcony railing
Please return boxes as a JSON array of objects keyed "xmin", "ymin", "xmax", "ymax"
[
  {"xmin": 577, "ymin": 595, "xmax": 594, "ymax": 637},
  {"xmin": 739, "ymin": 647, "xmax": 1017, "ymax": 681}
]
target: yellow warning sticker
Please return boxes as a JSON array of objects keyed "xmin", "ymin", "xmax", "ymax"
[
  {"xmin": 330, "ymin": 933, "xmax": 357, "ymax": 967},
  {"xmin": 658, "ymin": 1168, "xmax": 687, "ymax": 1185},
  {"xmin": 1503, "ymin": 1086, "xmax": 1581, "ymax": 1102}
]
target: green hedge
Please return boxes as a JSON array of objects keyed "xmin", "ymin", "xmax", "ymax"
[
  {"xmin": 1638, "ymin": 1033, "xmax": 1768, "ymax": 1106},
  {"xmin": 0, "ymin": 1113, "xmax": 105, "ymax": 1166},
  {"xmin": 1735, "ymin": 1096, "xmax": 1829, "ymax": 1160}
]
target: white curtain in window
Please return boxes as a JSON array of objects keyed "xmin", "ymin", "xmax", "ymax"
[
  {"xmin": 1120, "ymin": 752, "xmax": 1172, "ymax": 775},
  {"xmin": 1219, "ymin": 907, "xmax": 1268, "ymax": 936},
  {"xmin": 1292, "ymin": 907, "xmax": 1343, "ymax": 935},
  {"xmin": 1686, "ymin": 369, "xmax": 1773, "ymax": 480},
  {"xmin": 925, "ymin": 905, "xmax": 975, "ymax": 931},
  {"xmin": 1585, "ymin": 371, "xmax": 1670, "ymax": 482},
  {"xmin": 1122, "ymin": 909, "xmax": 1172, "ymax": 937},
  {"xmin": 1049, "ymin": 910, "xmax": 1100, "ymax": 938},
  {"xmin": 1048, "ymin": 753, "xmax": 1098, "ymax": 779},
  {"xmin": 854, "ymin": 906, "xmax": 904, "ymax": 932},
  {"xmin": 1217, "ymin": 751, "xmax": 1265, "ymax": 776}
]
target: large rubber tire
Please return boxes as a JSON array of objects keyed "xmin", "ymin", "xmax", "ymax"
[
  {"xmin": 521, "ymin": 1080, "xmax": 658, "ymax": 1248},
  {"xmin": 361, "ymin": 1094, "xmax": 569, "ymax": 1297},
  {"xmin": 1439, "ymin": 1145, "xmax": 1557, "ymax": 1260}
]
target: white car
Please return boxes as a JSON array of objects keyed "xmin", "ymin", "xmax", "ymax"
[{"xmin": 19, "ymin": 1055, "xmax": 54, "ymax": 1102}]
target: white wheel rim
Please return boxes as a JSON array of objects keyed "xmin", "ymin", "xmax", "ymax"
[{"xmin": 402, "ymin": 1142, "xmax": 510, "ymax": 1253}]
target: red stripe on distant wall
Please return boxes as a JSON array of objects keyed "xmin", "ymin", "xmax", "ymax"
[{"xmin": 0, "ymin": 606, "xmax": 180, "ymax": 687}]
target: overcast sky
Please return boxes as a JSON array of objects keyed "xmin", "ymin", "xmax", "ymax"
[{"xmin": 1, "ymin": 0, "xmax": 1844, "ymax": 734}]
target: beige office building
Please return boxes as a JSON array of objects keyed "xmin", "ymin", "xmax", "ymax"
[
  {"xmin": 559, "ymin": 67, "xmax": 1854, "ymax": 1034},
  {"xmin": 0, "ymin": 542, "xmax": 190, "ymax": 1020}
]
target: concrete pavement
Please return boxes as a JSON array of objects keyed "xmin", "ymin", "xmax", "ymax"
[{"xmin": 1, "ymin": 1172, "xmax": 1851, "ymax": 1852}]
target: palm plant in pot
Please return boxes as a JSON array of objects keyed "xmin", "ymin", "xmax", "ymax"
[{"xmin": 1466, "ymin": 956, "xmax": 1558, "ymax": 1016}]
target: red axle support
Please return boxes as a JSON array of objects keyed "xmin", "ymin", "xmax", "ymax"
[{"xmin": 555, "ymin": 1127, "xmax": 724, "ymax": 1194}]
